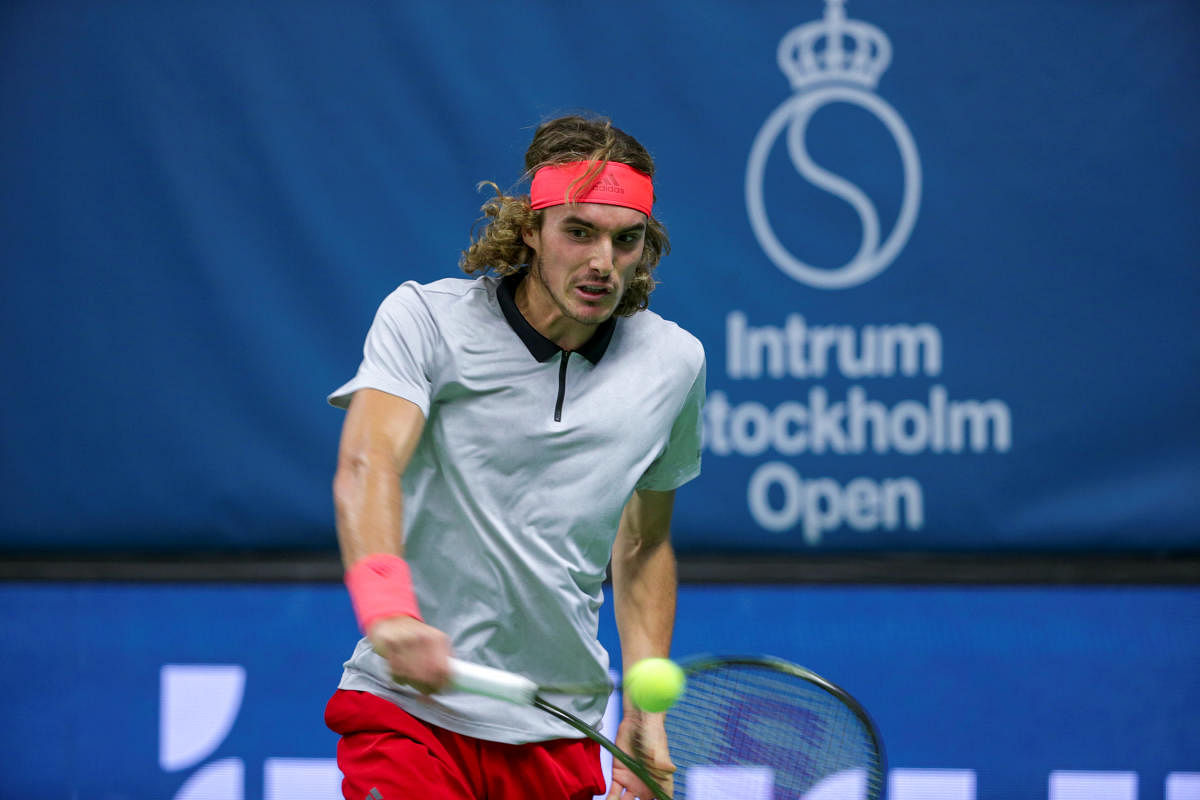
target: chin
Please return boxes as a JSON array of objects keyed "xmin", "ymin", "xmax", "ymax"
[
  {"xmin": 575, "ymin": 312, "xmax": 612, "ymax": 326},
  {"xmin": 567, "ymin": 297, "xmax": 609, "ymax": 319}
]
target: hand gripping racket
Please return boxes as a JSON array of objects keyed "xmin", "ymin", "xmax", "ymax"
[{"xmin": 450, "ymin": 655, "xmax": 885, "ymax": 800}]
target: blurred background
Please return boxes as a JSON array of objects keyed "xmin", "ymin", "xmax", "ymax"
[{"xmin": 1, "ymin": 1, "xmax": 1197, "ymax": 798}]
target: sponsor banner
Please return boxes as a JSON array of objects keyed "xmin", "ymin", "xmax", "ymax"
[
  {"xmin": 1, "ymin": 1, "xmax": 1197, "ymax": 551},
  {"xmin": 1, "ymin": 582, "xmax": 1197, "ymax": 798}
]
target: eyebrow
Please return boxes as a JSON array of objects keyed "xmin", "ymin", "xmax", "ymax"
[{"xmin": 560, "ymin": 215, "xmax": 646, "ymax": 234}]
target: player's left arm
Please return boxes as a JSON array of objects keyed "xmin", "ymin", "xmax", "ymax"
[{"xmin": 609, "ymin": 487, "xmax": 678, "ymax": 798}]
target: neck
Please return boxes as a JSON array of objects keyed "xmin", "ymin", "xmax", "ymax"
[{"xmin": 514, "ymin": 271, "xmax": 597, "ymax": 352}]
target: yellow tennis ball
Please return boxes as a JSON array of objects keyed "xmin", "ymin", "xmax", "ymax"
[{"xmin": 625, "ymin": 657, "xmax": 686, "ymax": 712}]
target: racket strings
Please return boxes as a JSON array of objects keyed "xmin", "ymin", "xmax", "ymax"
[{"xmin": 665, "ymin": 663, "xmax": 883, "ymax": 799}]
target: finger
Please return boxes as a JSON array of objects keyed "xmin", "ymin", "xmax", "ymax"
[{"xmin": 613, "ymin": 771, "xmax": 655, "ymax": 800}]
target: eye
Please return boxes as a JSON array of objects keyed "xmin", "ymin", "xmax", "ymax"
[
  {"xmin": 566, "ymin": 228, "xmax": 590, "ymax": 240},
  {"xmin": 616, "ymin": 231, "xmax": 644, "ymax": 247}
]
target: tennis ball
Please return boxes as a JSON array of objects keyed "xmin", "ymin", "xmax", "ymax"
[{"xmin": 624, "ymin": 657, "xmax": 686, "ymax": 712}]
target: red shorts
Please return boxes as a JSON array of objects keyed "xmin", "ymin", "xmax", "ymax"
[{"xmin": 325, "ymin": 689, "xmax": 606, "ymax": 800}]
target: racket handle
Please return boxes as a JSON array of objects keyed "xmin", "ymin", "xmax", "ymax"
[{"xmin": 448, "ymin": 658, "xmax": 537, "ymax": 705}]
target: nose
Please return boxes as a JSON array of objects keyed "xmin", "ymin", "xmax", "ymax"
[{"xmin": 590, "ymin": 238, "xmax": 614, "ymax": 275}]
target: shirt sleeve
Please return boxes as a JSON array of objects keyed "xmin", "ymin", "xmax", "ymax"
[
  {"xmin": 327, "ymin": 282, "xmax": 440, "ymax": 417},
  {"xmin": 636, "ymin": 356, "xmax": 707, "ymax": 492}
]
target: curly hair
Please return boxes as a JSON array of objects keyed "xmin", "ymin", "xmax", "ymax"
[{"xmin": 459, "ymin": 114, "xmax": 670, "ymax": 316}]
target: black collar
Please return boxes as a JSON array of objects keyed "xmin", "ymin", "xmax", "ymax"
[{"xmin": 497, "ymin": 271, "xmax": 616, "ymax": 364}]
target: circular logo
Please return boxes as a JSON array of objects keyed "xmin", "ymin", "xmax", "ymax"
[{"xmin": 746, "ymin": 85, "xmax": 922, "ymax": 289}]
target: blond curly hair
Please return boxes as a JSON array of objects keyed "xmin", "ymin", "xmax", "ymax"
[{"xmin": 459, "ymin": 115, "xmax": 670, "ymax": 316}]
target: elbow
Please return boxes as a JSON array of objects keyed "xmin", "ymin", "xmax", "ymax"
[
  {"xmin": 331, "ymin": 465, "xmax": 354, "ymax": 520},
  {"xmin": 332, "ymin": 443, "xmax": 404, "ymax": 513},
  {"xmin": 332, "ymin": 448, "xmax": 373, "ymax": 516}
]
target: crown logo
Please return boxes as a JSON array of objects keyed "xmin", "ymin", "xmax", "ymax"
[{"xmin": 778, "ymin": 0, "xmax": 892, "ymax": 92}]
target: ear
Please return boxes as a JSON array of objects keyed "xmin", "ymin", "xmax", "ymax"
[{"xmin": 521, "ymin": 224, "xmax": 540, "ymax": 253}]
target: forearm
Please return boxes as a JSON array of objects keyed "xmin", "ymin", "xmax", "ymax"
[
  {"xmin": 331, "ymin": 392, "xmax": 449, "ymax": 688},
  {"xmin": 333, "ymin": 448, "xmax": 407, "ymax": 567},
  {"xmin": 612, "ymin": 538, "xmax": 677, "ymax": 668},
  {"xmin": 611, "ymin": 489, "xmax": 679, "ymax": 672},
  {"xmin": 332, "ymin": 389, "xmax": 425, "ymax": 568},
  {"xmin": 609, "ymin": 490, "xmax": 680, "ymax": 797}
]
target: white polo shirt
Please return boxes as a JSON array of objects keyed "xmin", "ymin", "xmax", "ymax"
[{"xmin": 329, "ymin": 271, "xmax": 705, "ymax": 743}]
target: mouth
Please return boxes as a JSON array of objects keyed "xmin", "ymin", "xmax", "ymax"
[{"xmin": 574, "ymin": 282, "xmax": 614, "ymax": 302}]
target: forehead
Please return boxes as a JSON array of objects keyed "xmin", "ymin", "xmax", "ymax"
[{"xmin": 542, "ymin": 202, "xmax": 647, "ymax": 231}]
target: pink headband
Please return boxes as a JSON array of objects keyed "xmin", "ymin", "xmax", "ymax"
[{"xmin": 530, "ymin": 160, "xmax": 654, "ymax": 216}]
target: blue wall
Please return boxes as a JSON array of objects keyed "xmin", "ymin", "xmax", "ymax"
[
  {"xmin": 2, "ymin": 0, "xmax": 1198, "ymax": 553},
  {"xmin": 2, "ymin": 582, "xmax": 1197, "ymax": 799}
]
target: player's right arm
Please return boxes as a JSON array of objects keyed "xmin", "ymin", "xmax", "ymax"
[{"xmin": 332, "ymin": 387, "xmax": 451, "ymax": 693}]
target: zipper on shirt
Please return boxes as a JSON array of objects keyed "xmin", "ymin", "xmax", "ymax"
[{"xmin": 554, "ymin": 351, "xmax": 569, "ymax": 422}]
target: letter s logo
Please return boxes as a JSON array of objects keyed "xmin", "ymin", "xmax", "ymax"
[{"xmin": 746, "ymin": 0, "xmax": 921, "ymax": 290}]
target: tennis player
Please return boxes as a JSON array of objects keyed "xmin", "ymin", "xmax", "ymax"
[{"xmin": 324, "ymin": 114, "xmax": 705, "ymax": 799}]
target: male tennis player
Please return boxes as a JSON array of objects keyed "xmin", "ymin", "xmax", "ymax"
[{"xmin": 324, "ymin": 114, "xmax": 705, "ymax": 799}]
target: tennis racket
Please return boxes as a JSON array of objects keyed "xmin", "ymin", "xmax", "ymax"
[{"xmin": 450, "ymin": 655, "xmax": 885, "ymax": 800}]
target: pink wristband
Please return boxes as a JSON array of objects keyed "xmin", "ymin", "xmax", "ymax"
[{"xmin": 344, "ymin": 553, "xmax": 423, "ymax": 633}]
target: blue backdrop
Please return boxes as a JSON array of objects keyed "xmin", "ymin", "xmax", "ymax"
[
  {"xmin": 2, "ymin": 582, "xmax": 1197, "ymax": 799},
  {"xmin": 2, "ymin": 0, "xmax": 1198, "ymax": 552}
]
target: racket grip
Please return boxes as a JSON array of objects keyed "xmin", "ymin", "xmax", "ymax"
[{"xmin": 448, "ymin": 658, "xmax": 537, "ymax": 705}]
